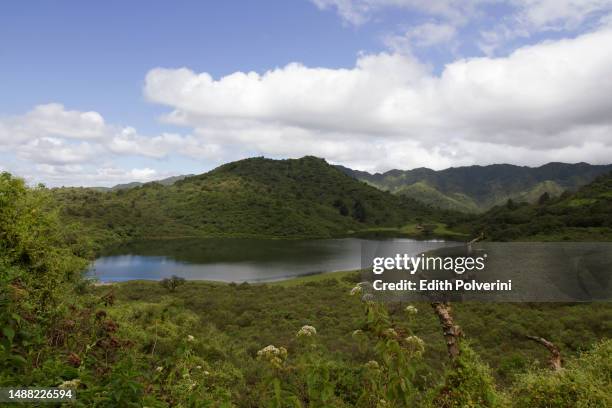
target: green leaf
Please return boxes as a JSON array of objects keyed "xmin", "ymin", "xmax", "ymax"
[
  {"xmin": 11, "ymin": 354, "xmax": 27, "ymax": 365},
  {"xmin": 2, "ymin": 327, "xmax": 15, "ymax": 341}
]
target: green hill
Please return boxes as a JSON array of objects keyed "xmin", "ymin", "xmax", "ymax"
[
  {"xmin": 458, "ymin": 172, "xmax": 612, "ymax": 241},
  {"xmin": 394, "ymin": 181, "xmax": 480, "ymax": 213},
  {"xmin": 337, "ymin": 162, "xmax": 612, "ymax": 212},
  {"xmin": 53, "ymin": 156, "xmax": 438, "ymax": 248}
]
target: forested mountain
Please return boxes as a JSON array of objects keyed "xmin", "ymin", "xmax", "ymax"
[
  {"xmin": 455, "ymin": 172, "xmax": 612, "ymax": 241},
  {"xmin": 337, "ymin": 162, "xmax": 612, "ymax": 212},
  {"xmin": 53, "ymin": 156, "xmax": 438, "ymax": 247}
]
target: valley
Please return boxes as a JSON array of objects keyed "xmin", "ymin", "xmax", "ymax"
[{"xmin": 1, "ymin": 158, "xmax": 611, "ymax": 407}]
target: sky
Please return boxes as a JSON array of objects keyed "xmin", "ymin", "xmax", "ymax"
[{"xmin": 1, "ymin": 0, "xmax": 612, "ymax": 186}]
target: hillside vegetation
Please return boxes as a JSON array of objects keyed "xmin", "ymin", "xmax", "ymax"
[
  {"xmin": 338, "ymin": 162, "xmax": 612, "ymax": 212},
  {"xmin": 1, "ymin": 171, "xmax": 611, "ymax": 406},
  {"xmin": 53, "ymin": 156, "xmax": 443, "ymax": 249},
  {"xmin": 454, "ymin": 172, "xmax": 612, "ymax": 241}
]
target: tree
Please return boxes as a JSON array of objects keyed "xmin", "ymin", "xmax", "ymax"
[
  {"xmin": 160, "ymin": 275, "xmax": 186, "ymax": 292},
  {"xmin": 538, "ymin": 192, "xmax": 551, "ymax": 205},
  {"xmin": 332, "ymin": 199, "xmax": 349, "ymax": 216},
  {"xmin": 352, "ymin": 200, "xmax": 366, "ymax": 222}
]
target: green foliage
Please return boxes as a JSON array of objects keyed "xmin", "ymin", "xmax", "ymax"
[
  {"xmin": 160, "ymin": 275, "xmax": 186, "ymax": 292},
  {"xmin": 53, "ymin": 157, "xmax": 441, "ymax": 248},
  {"xmin": 510, "ymin": 339, "xmax": 612, "ymax": 408},
  {"xmin": 0, "ymin": 173, "xmax": 92, "ymax": 379},
  {"xmin": 94, "ymin": 279, "xmax": 611, "ymax": 406},
  {"xmin": 429, "ymin": 343, "xmax": 503, "ymax": 408},
  {"xmin": 1, "ymin": 170, "xmax": 611, "ymax": 406},
  {"xmin": 338, "ymin": 162, "xmax": 612, "ymax": 212},
  {"xmin": 458, "ymin": 172, "xmax": 612, "ymax": 241}
]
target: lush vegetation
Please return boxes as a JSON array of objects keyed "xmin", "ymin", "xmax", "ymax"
[
  {"xmin": 53, "ymin": 157, "xmax": 448, "ymax": 250},
  {"xmin": 2, "ymin": 165, "xmax": 611, "ymax": 406},
  {"xmin": 338, "ymin": 162, "xmax": 612, "ymax": 212},
  {"xmin": 454, "ymin": 172, "xmax": 612, "ymax": 241}
]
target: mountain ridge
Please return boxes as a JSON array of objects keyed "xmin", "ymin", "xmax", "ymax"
[
  {"xmin": 53, "ymin": 156, "xmax": 440, "ymax": 248},
  {"xmin": 335, "ymin": 162, "xmax": 612, "ymax": 212}
]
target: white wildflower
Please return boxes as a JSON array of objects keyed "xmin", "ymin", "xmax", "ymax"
[
  {"xmin": 186, "ymin": 334, "xmax": 195, "ymax": 342},
  {"xmin": 203, "ymin": 371, "xmax": 210, "ymax": 376},
  {"xmin": 58, "ymin": 379, "xmax": 80, "ymax": 389},
  {"xmin": 350, "ymin": 285, "xmax": 362, "ymax": 296},
  {"xmin": 404, "ymin": 335, "xmax": 425, "ymax": 356},
  {"xmin": 155, "ymin": 366, "xmax": 164, "ymax": 372},
  {"xmin": 405, "ymin": 305, "xmax": 418, "ymax": 315},
  {"xmin": 383, "ymin": 328, "xmax": 398, "ymax": 338},
  {"xmin": 257, "ymin": 344, "xmax": 288, "ymax": 368},
  {"xmin": 296, "ymin": 325, "xmax": 317, "ymax": 337},
  {"xmin": 257, "ymin": 345, "xmax": 288, "ymax": 359},
  {"xmin": 364, "ymin": 360, "xmax": 379, "ymax": 370}
]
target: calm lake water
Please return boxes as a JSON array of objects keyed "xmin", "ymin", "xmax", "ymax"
[{"xmin": 90, "ymin": 238, "xmax": 455, "ymax": 283}]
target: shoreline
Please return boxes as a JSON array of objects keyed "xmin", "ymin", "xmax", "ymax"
[{"xmin": 91, "ymin": 269, "xmax": 360, "ymax": 287}]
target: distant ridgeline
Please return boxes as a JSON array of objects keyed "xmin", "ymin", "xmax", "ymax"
[
  {"xmin": 51, "ymin": 157, "xmax": 612, "ymax": 247},
  {"xmin": 456, "ymin": 171, "xmax": 612, "ymax": 241},
  {"xmin": 90, "ymin": 174, "xmax": 195, "ymax": 192},
  {"xmin": 336, "ymin": 162, "xmax": 612, "ymax": 213},
  {"xmin": 53, "ymin": 156, "xmax": 441, "ymax": 248}
]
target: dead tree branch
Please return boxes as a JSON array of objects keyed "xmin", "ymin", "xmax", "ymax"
[
  {"xmin": 431, "ymin": 302, "xmax": 463, "ymax": 360},
  {"xmin": 527, "ymin": 335, "xmax": 562, "ymax": 371}
]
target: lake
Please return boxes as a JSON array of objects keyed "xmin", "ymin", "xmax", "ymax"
[{"xmin": 90, "ymin": 237, "xmax": 456, "ymax": 283}]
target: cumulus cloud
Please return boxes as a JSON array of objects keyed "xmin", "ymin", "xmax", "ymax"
[
  {"xmin": 5, "ymin": 7, "xmax": 612, "ymax": 185},
  {"xmin": 0, "ymin": 103, "xmax": 106, "ymax": 145},
  {"xmin": 28, "ymin": 164, "xmax": 162, "ymax": 187},
  {"xmin": 0, "ymin": 103, "xmax": 212, "ymax": 186},
  {"xmin": 143, "ymin": 26, "xmax": 612, "ymax": 171}
]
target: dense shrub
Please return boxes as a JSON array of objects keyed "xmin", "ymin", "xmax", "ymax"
[{"xmin": 510, "ymin": 339, "xmax": 612, "ymax": 408}]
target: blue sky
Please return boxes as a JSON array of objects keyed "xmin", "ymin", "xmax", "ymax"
[{"xmin": 2, "ymin": 0, "xmax": 612, "ymax": 186}]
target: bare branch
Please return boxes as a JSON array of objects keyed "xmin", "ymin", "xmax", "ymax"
[
  {"xmin": 431, "ymin": 302, "xmax": 463, "ymax": 360},
  {"xmin": 527, "ymin": 335, "xmax": 562, "ymax": 371}
]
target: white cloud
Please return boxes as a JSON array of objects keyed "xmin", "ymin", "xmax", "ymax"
[
  {"xmin": 312, "ymin": 0, "xmax": 612, "ymax": 57},
  {"xmin": 28, "ymin": 164, "xmax": 161, "ymax": 187},
  {"xmin": 478, "ymin": 1, "xmax": 612, "ymax": 55},
  {"xmin": 0, "ymin": 103, "xmax": 212, "ymax": 186},
  {"xmin": 511, "ymin": 0, "xmax": 612, "ymax": 31},
  {"xmin": 5, "ymin": 10, "xmax": 612, "ymax": 185},
  {"xmin": 18, "ymin": 137, "xmax": 100, "ymax": 165},
  {"xmin": 385, "ymin": 22, "xmax": 457, "ymax": 52},
  {"xmin": 0, "ymin": 103, "xmax": 106, "ymax": 145},
  {"xmin": 312, "ymin": 0, "xmax": 612, "ymax": 28},
  {"xmin": 310, "ymin": 0, "xmax": 484, "ymax": 26},
  {"xmin": 144, "ymin": 27, "xmax": 612, "ymax": 171}
]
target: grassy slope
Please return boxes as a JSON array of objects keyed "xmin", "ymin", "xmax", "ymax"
[
  {"xmin": 54, "ymin": 156, "xmax": 447, "ymax": 249},
  {"xmin": 395, "ymin": 181, "xmax": 480, "ymax": 213}
]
